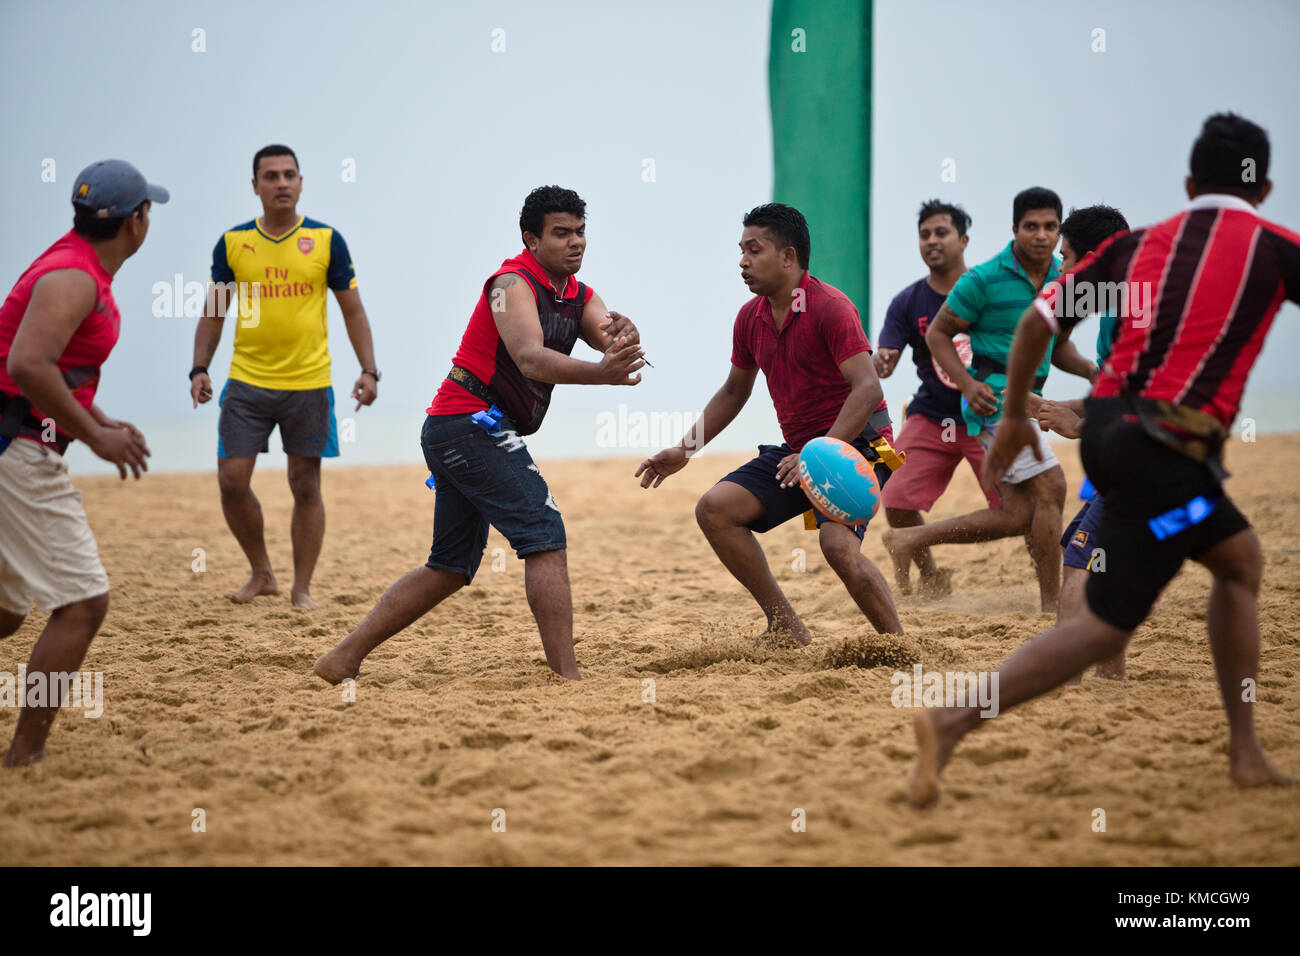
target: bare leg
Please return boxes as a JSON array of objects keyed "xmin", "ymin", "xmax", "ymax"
[
  {"xmin": 3, "ymin": 592, "xmax": 108, "ymax": 767},
  {"xmin": 0, "ymin": 609, "xmax": 26, "ymax": 639},
  {"xmin": 908, "ymin": 607, "xmax": 1130, "ymax": 806},
  {"xmin": 1024, "ymin": 466, "xmax": 1067, "ymax": 612},
  {"xmin": 696, "ymin": 482, "xmax": 810, "ymax": 645},
  {"xmin": 218, "ymin": 456, "xmax": 278, "ymax": 603},
  {"xmin": 882, "ymin": 483, "xmax": 1033, "ymax": 593},
  {"xmin": 1195, "ymin": 529, "xmax": 1296, "ymax": 787},
  {"xmin": 523, "ymin": 549, "xmax": 581, "ymax": 680},
  {"xmin": 1059, "ymin": 565, "xmax": 1125, "ymax": 681},
  {"xmin": 884, "ymin": 507, "xmax": 953, "ymax": 598},
  {"xmin": 315, "ymin": 565, "xmax": 466, "ymax": 683},
  {"xmin": 287, "ymin": 455, "xmax": 325, "ymax": 610},
  {"xmin": 819, "ymin": 521, "xmax": 902, "ymax": 634}
]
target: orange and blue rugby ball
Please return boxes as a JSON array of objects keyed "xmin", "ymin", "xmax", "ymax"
[{"xmin": 797, "ymin": 436, "xmax": 882, "ymax": 526}]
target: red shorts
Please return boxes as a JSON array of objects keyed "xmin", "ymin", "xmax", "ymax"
[{"xmin": 880, "ymin": 412, "xmax": 1002, "ymax": 511}]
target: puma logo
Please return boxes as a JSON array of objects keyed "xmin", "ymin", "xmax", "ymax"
[{"xmin": 242, "ymin": 243, "xmax": 256, "ymax": 253}]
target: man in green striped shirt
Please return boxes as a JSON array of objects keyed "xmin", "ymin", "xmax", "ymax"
[{"xmin": 883, "ymin": 187, "xmax": 1095, "ymax": 610}]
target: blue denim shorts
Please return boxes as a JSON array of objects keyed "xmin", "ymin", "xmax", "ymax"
[{"xmin": 420, "ymin": 413, "xmax": 566, "ymax": 582}]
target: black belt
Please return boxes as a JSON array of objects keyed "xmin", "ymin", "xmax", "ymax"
[
  {"xmin": 1123, "ymin": 392, "xmax": 1229, "ymax": 482},
  {"xmin": 446, "ymin": 365, "xmax": 507, "ymax": 414},
  {"xmin": 971, "ymin": 353, "xmax": 1047, "ymax": 393},
  {"xmin": 0, "ymin": 390, "xmax": 70, "ymax": 455}
]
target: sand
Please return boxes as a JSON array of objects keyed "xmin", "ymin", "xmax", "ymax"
[{"xmin": 1, "ymin": 434, "xmax": 1298, "ymax": 866}]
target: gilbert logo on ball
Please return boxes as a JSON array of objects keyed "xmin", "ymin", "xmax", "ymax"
[{"xmin": 797, "ymin": 437, "xmax": 881, "ymax": 526}]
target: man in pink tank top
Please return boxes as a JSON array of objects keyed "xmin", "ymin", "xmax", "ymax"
[{"xmin": 0, "ymin": 159, "xmax": 167, "ymax": 766}]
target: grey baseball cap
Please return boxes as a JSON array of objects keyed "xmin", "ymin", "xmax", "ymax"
[{"xmin": 71, "ymin": 159, "xmax": 169, "ymax": 218}]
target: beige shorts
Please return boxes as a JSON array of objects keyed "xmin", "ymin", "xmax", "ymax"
[
  {"xmin": 0, "ymin": 438, "xmax": 110, "ymax": 615},
  {"xmin": 975, "ymin": 417, "xmax": 1059, "ymax": 485}
]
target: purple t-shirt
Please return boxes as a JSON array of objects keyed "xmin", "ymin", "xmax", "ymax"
[{"xmin": 878, "ymin": 276, "xmax": 966, "ymax": 423}]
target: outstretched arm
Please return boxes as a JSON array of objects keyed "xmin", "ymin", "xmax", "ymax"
[{"xmin": 1050, "ymin": 334, "xmax": 1098, "ymax": 382}]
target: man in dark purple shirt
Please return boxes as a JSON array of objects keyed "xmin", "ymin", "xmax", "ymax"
[{"xmin": 873, "ymin": 200, "xmax": 1000, "ymax": 596}]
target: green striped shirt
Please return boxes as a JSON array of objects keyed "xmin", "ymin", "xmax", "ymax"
[{"xmin": 946, "ymin": 241, "xmax": 1061, "ymax": 390}]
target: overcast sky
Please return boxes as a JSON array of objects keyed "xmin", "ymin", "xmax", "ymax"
[{"xmin": 1, "ymin": 0, "xmax": 1296, "ymax": 476}]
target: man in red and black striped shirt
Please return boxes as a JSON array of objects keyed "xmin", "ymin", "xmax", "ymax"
[{"xmin": 908, "ymin": 114, "xmax": 1300, "ymax": 805}]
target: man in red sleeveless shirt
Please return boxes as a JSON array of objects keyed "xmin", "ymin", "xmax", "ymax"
[
  {"xmin": 0, "ymin": 159, "xmax": 165, "ymax": 766},
  {"xmin": 315, "ymin": 186, "xmax": 643, "ymax": 683},
  {"xmin": 908, "ymin": 114, "xmax": 1299, "ymax": 806},
  {"xmin": 638, "ymin": 203, "xmax": 902, "ymax": 644}
]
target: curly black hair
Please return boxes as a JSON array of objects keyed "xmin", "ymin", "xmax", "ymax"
[{"xmin": 520, "ymin": 185, "xmax": 586, "ymax": 241}]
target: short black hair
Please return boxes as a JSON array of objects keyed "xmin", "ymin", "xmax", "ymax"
[
  {"xmin": 742, "ymin": 202, "xmax": 811, "ymax": 269},
  {"xmin": 1190, "ymin": 112, "xmax": 1270, "ymax": 199},
  {"xmin": 519, "ymin": 185, "xmax": 586, "ymax": 242},
  {"xmin": 253, "ymin": 144, "xmax": 299, "ymax": 179},
  {"xmin": 72, "ymin": 198, "xmax": 148, "ymax": 241},
  {"xmin": 1012, "ymin": 187, "xmax": 1062, "ymax": 229},
  {"xmin": 1059, "ymin": 205, "xmax": 1130, "ymax": 259},
  {"xmin": 917, "ymin": 199, "xmax": 970, "ymax": 236}
]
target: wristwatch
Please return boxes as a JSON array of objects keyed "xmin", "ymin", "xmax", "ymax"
[{"xmin": 361, "ymin": 368, "xmax": 381, "ymax": 382}]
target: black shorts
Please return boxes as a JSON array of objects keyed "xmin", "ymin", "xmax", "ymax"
[
  {"xmin": 1079, "ymin": 398, "xmax": 1250, "ymax": 631},
  {"xmin": 719, "ymin": 431, "xmax": 893, "ymax": 538}
]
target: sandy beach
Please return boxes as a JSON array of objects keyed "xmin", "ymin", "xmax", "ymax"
[{"xmin": 1, "ymin": 433, "xmax": 1297, "ymax": 866}]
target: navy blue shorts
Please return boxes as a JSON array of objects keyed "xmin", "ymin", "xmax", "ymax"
[
  {"xmin": 720, "ymin": 434, "xmax": 893, "ymax": 538},
  {"xmin": 420, "ymin": 413, "xmax": 566, "ymax": 583},
  {"xmin": 1061, "ymin": 495, "xmax": 1106, "ymax": 570}
]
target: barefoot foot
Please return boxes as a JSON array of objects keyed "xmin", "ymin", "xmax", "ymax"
[
  {"xmin": 754, "ymin": 619, "xmax": 813, "ymax": 649},
  {"xmin": 1230, "ymin": 753, "xmax": 1299, "ymax": 787},
  {"xmin": 291, "ymin": 590, "xmax": 323, "ymax": 611},
  {"xmin": 314, "ymin": 648, "xmax": 360, "ymax": 685},
  {"xmin": 232, "ymin": 570, "xmax": 278, "ymax": 604},
  {"xmin": 908, "ymin": 710, "xmax": 958, "ymax": 808},
  {"xmin": 2, "ymin": 748, "xmax": 46, "ymax": 768},
  {"xmin": 917, "ymin": 566, "xmax": 953, "ymax": 600}
]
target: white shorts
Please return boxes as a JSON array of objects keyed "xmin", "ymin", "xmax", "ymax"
[
  {"xmin": 976, "ymin": 417, "xmax": 1059, "ymax": 486},
  {"xmin": 0, "ymin": 439, "xmax": 110, "ymax": 615}
]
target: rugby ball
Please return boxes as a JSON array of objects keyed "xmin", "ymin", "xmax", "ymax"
[{"xmin": 797, "ymin": 436, "xmax": 882, "ymax": 526}]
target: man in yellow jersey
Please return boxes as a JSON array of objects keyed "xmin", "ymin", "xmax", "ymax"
[{"xmin": 189, "ymin": 145, "xmax": 378, "ymax": 609}]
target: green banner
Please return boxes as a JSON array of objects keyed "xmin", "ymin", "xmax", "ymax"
[{"xmin": 769, "ymin": 0, "xmax": 872, "ymax": 332}]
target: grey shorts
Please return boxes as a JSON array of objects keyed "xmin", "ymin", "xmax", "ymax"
[{"xmin": 217, "ymin": 379, "xmax": 339, "ymax": 459}]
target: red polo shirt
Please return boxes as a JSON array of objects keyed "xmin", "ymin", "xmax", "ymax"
[{"xmin": 731, "ymin": 271, "xmax": 887, "ymax": 451}]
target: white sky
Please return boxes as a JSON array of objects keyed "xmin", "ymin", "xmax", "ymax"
[{"xmin": 1, "ymin": 0, "xmax": 1296, "ymax": 476}]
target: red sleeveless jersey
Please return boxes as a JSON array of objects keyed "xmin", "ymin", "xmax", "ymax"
[
  {"xmin": 0, "ymin": 230, "xmax": 122, "ymax": 444},
  {"xmin": 429, "ymin": 248, "xmax": 594, "ymax": 425}
]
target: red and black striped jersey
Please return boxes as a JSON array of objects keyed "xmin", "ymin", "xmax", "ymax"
[{"xmin": 1035, "ymin": 194, "xmax": 1300, "ymax": 427}]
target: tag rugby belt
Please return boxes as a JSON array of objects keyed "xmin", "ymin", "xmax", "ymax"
[
  {"xmin": 0, "ymin": 365, "xmax": 97, "ymax": 456},
  {"xmin": 1124, "ymin": 391, "xmax": 1230, "ymax": 482}
]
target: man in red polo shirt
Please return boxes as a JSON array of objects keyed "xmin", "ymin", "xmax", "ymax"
[
  {"xmin": 638, "ymin": 203, "xmax": 901, "ymax": 644},
  {"xmin": 0, "ymin": 159, "xmax": 164, "ymax": 766}
]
